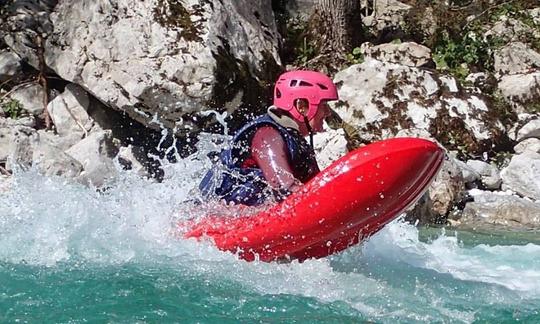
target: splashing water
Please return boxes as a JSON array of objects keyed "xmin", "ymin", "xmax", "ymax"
[{"xmin": 0, "ymin": 134, "xmax": 539, "ymax": 323}]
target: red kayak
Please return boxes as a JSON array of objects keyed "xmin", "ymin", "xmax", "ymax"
[{"xmin": 182, "ymin": 137, "xmax": 444, "ymax": 262}]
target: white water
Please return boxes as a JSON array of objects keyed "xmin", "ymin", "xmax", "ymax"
[{"xmin": 1, "ymin": 134, "xmax": 539, "ymax": 321}]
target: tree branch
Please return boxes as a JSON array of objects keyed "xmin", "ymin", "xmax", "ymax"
[{"xmin": 36, "ymin": 34, "xmax": 52, "ymax": 130}]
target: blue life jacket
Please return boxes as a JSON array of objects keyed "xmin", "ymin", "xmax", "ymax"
[{"xmin": 199, "ymin": 114, "xmax": 320, "ymax": 206}]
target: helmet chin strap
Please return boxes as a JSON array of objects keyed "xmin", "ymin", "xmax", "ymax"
[
  {"xmin": 294, "ymin": 99, "xmax": 314, "ymax": 149},
  {"xmin": 303, "ymin": 115, "xmax": 314, "ymax": 149}
]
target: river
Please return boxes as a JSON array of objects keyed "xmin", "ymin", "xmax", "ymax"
[{"xmin": 1, "ymin": 138, "xmax": 539, "ymax": 323}]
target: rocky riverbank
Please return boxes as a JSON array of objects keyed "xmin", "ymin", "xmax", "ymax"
[{"xmin": 1, "ymin": 0, "xmax": 539, "ymax": 231}]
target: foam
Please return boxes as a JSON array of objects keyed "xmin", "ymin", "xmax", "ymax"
[{"xmin": 1, "ymin": 133, "xmax": 539, "ymax": 322}]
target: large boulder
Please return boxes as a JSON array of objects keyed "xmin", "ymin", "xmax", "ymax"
[
  {"xmin": 406, "ymin": 156, "xmax": 466, "ymax": 224},
  {"xmin": 494, "ymin": 42, "xmax": 540, "ymax": 75},
  {"xmin": 2, "ymin": 0, "xmax": 55, "ymax": 68},
  {"xmin": 361, "ymin": 0, "xmax": 413, "ymax": 38},
  {"xmin": 515, "ymin": 138, "xmax": 540, "ymax": 154},
  {"xmin": 454, "ymin": 159, "xmax": 481, "ymax": 185},
  {"xmin": 500, "ymin": 151, "xmax": 540, "ymax": 201},
  {"xmin": 47, "ymin": 83, "xmax": 93, "ymax": 138},
  {"xmin": 0, "ymin": 116, "xmax": 36, "ymax": 164},
  {"xmin": 0, "ymin": 50, "xmax": 23, "ymax": 83},
  {"xmin": 6, "ymin": 124, "xmax": 84, "ymax": 178},
  {"xmin": 8, "ymin": 83, "xmax": 47, "ymax": 116},
  {"xmin": 32, "ymin": 143, "xmax": 84, "ymax": 178},
  {"xmin": 515, "ymin": 118, "xmax": 540, "ymax": 142},
  {"xmin": 498, "ymin": 72, "xmax": 540, "ymax": 114},
  {"xmin": 360, "ymin": 42, "xmax": 433, "ymax": 68},
  {"xmin": 460, "ymin": 190, "xmax": 540, "ymax": 230},
  {"xmin": 332, "ymin": 58, "xmax": 507, "ymax": 155},
  {"xmin": 5, "ymin": 125, "xmax": 37, "ymax": 171},
  {"xmin": 65, "ymin": 129, "xmax": 120, "ymax": 187},
  {"xmin": 465, "ymin": 160, "xmax": 502, "ymax": 190},
  {"xmin": 3, "ymin": 0, "xmax": 282, "ymax": 134},
  {"xmin": 313, "ymin": 127, "xmax": 348, "ymax": 170}
]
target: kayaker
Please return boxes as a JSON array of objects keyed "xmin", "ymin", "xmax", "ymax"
[{"xmin": 199, "ymin": 70, "xmax": 339, "ymax": 206}]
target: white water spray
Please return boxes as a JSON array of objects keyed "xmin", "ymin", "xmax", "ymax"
[{"xmin": 1, "ymin": 132, "xmax": 539, "ymax": 323}]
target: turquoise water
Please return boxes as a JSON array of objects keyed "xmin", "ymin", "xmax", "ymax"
[{"xmin": 1, "ymin": 146, "xmax": 540, "ymax": 323}]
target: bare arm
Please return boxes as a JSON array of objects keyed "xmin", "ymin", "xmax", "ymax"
[{"xmin": 251, "ymin": 126, "xmax": 300, "ymax": 192}]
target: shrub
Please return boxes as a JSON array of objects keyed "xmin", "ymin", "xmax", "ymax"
[{"xmin": 1, "ymin": 98, "xmax": 24, "ymax": 119}]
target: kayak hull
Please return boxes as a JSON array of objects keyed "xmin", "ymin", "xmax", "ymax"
[{"xmin": 183, "ymin": 137, "xmax": 445, "ymax": 262}]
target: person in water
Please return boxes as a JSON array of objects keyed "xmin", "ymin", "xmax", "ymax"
[{"xmin": 199, "ymin": 70, "xmax": 339, "ymax": 206}]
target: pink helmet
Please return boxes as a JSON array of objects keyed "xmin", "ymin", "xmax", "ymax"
[{"xmin": 273, "ymin": 70, "xmax": 339, "ymax": 122}]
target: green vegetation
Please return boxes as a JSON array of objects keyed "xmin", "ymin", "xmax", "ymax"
[
  {"xmin": 493, "ymin": 150, "xmax": 513, "ymax": 169},
  {"xmin": 153, "ymin": 0, "xmax": 206, "ymax": 42},
  {"xmin": 408, "ymin": 0, "xmax": 540, "ymax": 80},
  {"xmin": 527, "ymin": 102, "xmax": 540, "ymax": 114},
  {"xmin": 284, "ymin": 17, "xmax": 317, "ymax": 65},
  {"xmin": 297, "ymin": 36, "xmax": 317, "ymax": 64},
  {"xmin": 1, "ymin": 98, "xmax": 24, "ymax": 119},
  {"xmin": 433, "ymin": 30, "xmax": 504, "ymax": 81},
  {"xmin": 346, "ymin": 47, "xmax": 364, "ymax": 65}
]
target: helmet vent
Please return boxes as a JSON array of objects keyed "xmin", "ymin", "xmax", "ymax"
[
  {"xmin": 317, "ymin": 83, "xmax": 328, "ymax": 90},
  {"xmin": 276, "ymin": 88, "xmax": 281, "ymax": 98},
  {"xmin": 299, "ymin": 81, "xmax": 312, "ymax": 87}
]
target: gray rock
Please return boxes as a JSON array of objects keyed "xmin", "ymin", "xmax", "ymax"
[
  {"xmin": 8, "ymin": 83, "xmax": 46, "ymax": 116},
  {"xmin": 313, "ymin": 127, "xmax": 348, "ymax": 170},
  {"xmin": 0, "ymin": 126, "xmax": 10, "ymax": 163},
  {"xmin": 455, "ymin": 159, "xmax": 480, "ymax": 184},
  {"xmin": 461, "ymin": 190, "xmax": 540, "ymax": 229},
  {"xmin": 37, "ymin": 129, "xmax": 82, "ymax": 152},
  {"xmin": 429, "ymin": 157, "xmax": 466, "ymax": 217},
  {"xmin": 6, "ymin": 0, "xmax": 281, "ymax": 134},
  {"xmin": 361, "ymin": 0, "xmax": 412, "ymax": 35},
  {"xmin": 516, "ymin": 118, "xmax": 540, "ymax": 142},
  {"xmin": 6, "ymin": 125, "xmax": 37, "ymax": 171},
  {"xmin": 514, "ymin": 138, "xmax": 540, "ymax": 154},
  {"xmin": 494, "ymin": 42, "xmax": 540, "ymax": 75},
  {"xmin": 465, "ymin": 72, "xmax": 488, "ymax": 87},
  {"xmin": 408, "ymin": 156, "xmax": 465, "ymax": 224},
  {"xmin": 66, "ymin": 130, "xmax": 120, "ymax": 187},
  {"xmin": 333, "ymin": 58, "xmax": 506, "ymax": 154},
  {"xmin": 32, "ymin": 143, "xmax": 84, "ymax": 178},
  {"xmin": 498, "ymin": 72, "xmax": 540, "ymax": 113},
  {"xmin": 531, "ymin": 8, "xmax": 540, "ymax": 25},
  {"xmin": 0, "ymin": 116, "xmax": 36, "ymax": 163},
  {"xmin": 285, "ymin": 0, "xmax": 316, "ymax": 21},
  {"xmin": 47, "ymin": 83, "xmax": 93, "ymax": 138},
  {"xmin": 485, "ymin": 17, "xmax": 540, "ymax": 43},
  {"xmin": 2, "ymin": 0, "xmax": 56, "ymax": 68},
  {"xmin": 395, "ymin": 128, "xmax": 434, "ymax": 140},
  {"xmin": 360, "ymin": 42, "xmax": 432, "ymax": 67},
  {"xmin": 501, "ymin": 152, "xmax": 540, "ymax": 201},
  {"xmin": 0, "ymin": 175, "xmax": 11, "ymax": 192},
  {"xmin": 116, "ymin": 145, "xmax": 148, "ymax": 177},
  {"xmin": 466, "ymin": 160, "xmax": 502, "ymax": 190},
  {"xmin": 0, "ymin": 51, "xmax": 22, "ymax": 82},
  {"xmin": 8, "ymin": 116, "xmax": 36, "ymax": 128}
]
